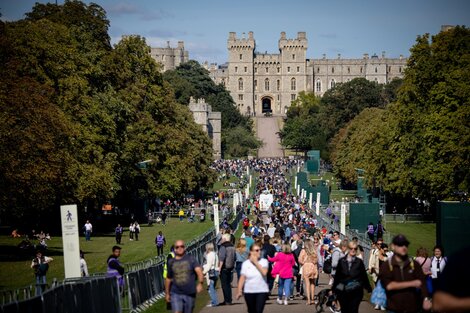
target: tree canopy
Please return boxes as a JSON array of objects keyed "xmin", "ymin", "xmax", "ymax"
[
  {"xmin": 0, "ymin": 1, "xmax": 217, "ymax": 227},
  {"xmin": 330, "ymin": 26, "xmax": 470, "ymax": 202}
]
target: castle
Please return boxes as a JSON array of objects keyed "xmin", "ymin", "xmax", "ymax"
[
  {"xmin": 188, "ymin": 97, "xmax": 222, "ymax": 160},
  {"xmin": 204, "ymin": 32, "xmax": 408, "ymax": 116},
  {"xmin": 150, "ymin": 41, "xmax": 189, "ymax": 72}
]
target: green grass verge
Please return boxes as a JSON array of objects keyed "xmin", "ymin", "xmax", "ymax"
[
  {"xmin": 0, "ymin": 219, "xmax": 213, "ymax": 291},
  {"xmin": 384, "ymin": 223, "xmax": 436, "ymax": 256},
  {"xmin": 142, "ymin": 290, "xmax": 211, "ymax": 313}
]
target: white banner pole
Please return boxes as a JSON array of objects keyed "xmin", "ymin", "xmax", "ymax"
[
  {"xmin": 214, "ymin": 204, "xmax": 220, "ymax": 235},
  {"xmin": 316, "ymin": 192, "xmax": 321, "ymax": 216},
  {"xmin": 341, "ymin": 203, "xmax": 346, "ymax": 235}
]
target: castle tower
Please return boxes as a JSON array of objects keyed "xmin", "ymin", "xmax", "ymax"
[
  {"xmin": 227, "ymin": 32, "xmax": 255, "ymax": 116},
  {"xmin": 279, "ymin": 32, "xmax": 308, "ymax": 113}
]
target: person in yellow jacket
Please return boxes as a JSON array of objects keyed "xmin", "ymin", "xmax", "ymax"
[
  {"xmin": 163, "ymin": 245, "xmax": 175, "ymax": 279},
  {"xmin": 178, "ymin": 209, "xmax": 185, "ymax": 222}
]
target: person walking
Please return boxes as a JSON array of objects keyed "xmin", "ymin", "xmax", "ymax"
[
  {"xmin": 115, "ymin": 224, "xmax": 123, "ymax": 244},
  {"xmin": 261, "ymin": 234, "xmax": 276, "ymax": 293},
  {"xmin": 333, "ymin": 241, "xmax": 372, "ymax": 313},
  {"xmin": 80, "ymin": 250, "xmax": 89, "ymax": 277},
  {"xmin": 299, "ymin": 239, "xmax": 318, "ymax": 305},
  {"xmin": 31, "ymin": 250, "xmax": 53, "ymax": 295},
  {"xmin": 268, "ymin": 243, "xmax": 295, "ymax": 305},
  {"xmin": 129, "ymin": 223, "xmax": 134, "ymax": 241},
  {"xmin": 165, "ymin": 240, "xmax": 204, "ymax": 313},
  {"xmin": 202, "ymin": 243, "xmax": 219, "ymax": 307},
  {"xmin": 178, "ymin": 208, "xmax": 185, "ymax": 222},
  {"xmin": 379, "ymin": 235, "xmax": 431, "ymax": 313},
  {"xmin": 107, "ymin": 246, "xmax": 125, "ymax": 292},
  {"xmin": 155, "ymin": 231, "xmax": 166, "ymax": 256},
  {"xmin": 430, "ymin": 245, "xmax": 447, "ymax": 294},
  {"xmin": 84, "ymin": 220, "xmax": 92, "ymax": 241},
  {"xmin": 218, "ymin": 233, "xmax": 236, "ymax": 305},
  {"xmin": 134, "ymin": 222, "xmax": 140, "ymax": 241},
  {"xmin": 236, "ymin": 242, "xmax": 269, "ymax": 313},
  {"xmin": 235, "ymin": 238, "xmax": 248, "ymax": 282}
]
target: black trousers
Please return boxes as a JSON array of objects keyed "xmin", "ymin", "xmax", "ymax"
[
  {"xmin": 220, "ymin": 268, "xmax": 233, "ymax": 304},
  {"xmin": 244, "ymin": 292, "xmax": 268, "ymax": 313},
  {"xmin": 337, "ymin": 289, "xmax": 363, "ymax": 313},
  {"xmin": 157, "ymin": 245, "xmax": 164, "ymax": 256},
  {"xmin": 115, "ymin": 234, "xmax": 122, "ymax": 244}
]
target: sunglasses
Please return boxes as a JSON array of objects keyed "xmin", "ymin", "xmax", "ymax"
[
  {"xmin": 175, "ymin": 245, "xmax": 185, "ymax": 249},
  {"xmin": 349, "ymin": 247, "xmax": 357, "ymax": 251}
]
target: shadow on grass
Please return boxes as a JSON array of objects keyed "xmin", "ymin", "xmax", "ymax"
[{"xmin": 0, "ymin": 244, "xmax": 63, "ymax": 262}]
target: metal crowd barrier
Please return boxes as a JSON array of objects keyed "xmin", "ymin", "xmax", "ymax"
[{"xmin": 0, "ymin": 276, "xmax": 120, "ymax": 313}]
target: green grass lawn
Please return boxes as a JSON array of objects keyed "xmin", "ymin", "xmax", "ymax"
[
  {"xmin": 385, "ymin": 223, "xmax": 437, "ymax": 256},
  {"xmin": 0, "ymin": 219, "xmax": 213, "ymax": 291}
]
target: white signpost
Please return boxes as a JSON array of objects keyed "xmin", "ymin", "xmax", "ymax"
[
  {"xmin": 294, "ymin": 176, "xmax": 298, "ymax": 190},
  {"xmin": 233, "ymin": 193, "xmax": 239, "ymax": 214},
  {"xmin": 315, "ymin": 192, "xmax": 321, "ymax": 216},
  {"xmin": 238, "ymin": 191, "xmax": 243, "ymax": 207},
  {"xmin": 297, "ymin": 185, "xmax": 300, "ymax": 196},
  {"xmin": 60, "ymin": 204, "xmax": 81, "ymax": 278},
  {"xmin": 309, "ymin": 193, "xmax": 313, "ymax": 209},
  {"xmin": 214, "ymin": 204, "xmax": 220, "ymax": 235},
  {"xmin": 341, "ymin": 203, "xmax": 347, "ymax": 235}
]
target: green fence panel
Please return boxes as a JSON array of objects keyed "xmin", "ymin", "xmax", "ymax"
[
  {"xmin": 437, "ymin": 202, "xmax": 470, "ymax": 256},
  {"xmin": 349, "ymin": 203, "xmax": 380, "ymax": 233}
]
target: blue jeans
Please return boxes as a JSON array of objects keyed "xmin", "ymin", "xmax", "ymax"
[
  {"xmin": 208, "ymin": 279, "xmax": 219, "ymax": 306},
  {"xmin": 278, "ymin": 278, "xmax": 292, "ymax": 300},
  {"xmin": 85, "ymin": 231, "xmax": 91, "ymax": 241},
  {"xmin": 170, "ymin": 292, "xmax": 195, "ymax": 313},
  {"xmin": 35, "ymin": 275, "xmax": 46, "ymax": 295}
]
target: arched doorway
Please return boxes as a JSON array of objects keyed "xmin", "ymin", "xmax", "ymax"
[{"xmin": 262, "ymin": 97, "xmax": 272, "ymax": 114}]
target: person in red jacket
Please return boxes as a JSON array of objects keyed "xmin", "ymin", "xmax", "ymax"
[{"xmin": 268, "ymin": 244, "xmax": 295, "ymax": 305}]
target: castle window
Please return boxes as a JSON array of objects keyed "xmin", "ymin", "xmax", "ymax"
[
  {"xmin": 317, "ymin": 67, "xmax": 320, "ymax": 73},
  {"xmin": 238, "ymin": 78, "xmax": 243, "ymax": 91},
  {"xmin": 348, "ymin": 67, "xmax": 350, "ymax": 74},
  {"xmin": 292, "ymin": 54, "xmax": 295, "ymax": 60},
  {"xmin": 255, "ymin": 95, "xmax": 257, "ymax": 100},
  {"xmin": 255, "ymin": 67, "xmax": 257, "ymax": 73},
  {"xmin": 374, "ymin": 78, "xmax": 378, "ymax": 82},
  {"xmin": 375, "ymin": 67, "xmax": 378, "ymax": 73},
  {"xmin": 291, "ymin": 78, "xmax": 296, "ymax": 91},
  {"xmin": 291, "ymin": 94, "xmax": 296, "ymax": 101},
  {"xmin": 332, "ymin": 67, "xmax": 335, "ymax": 74},
  {"xmin": 235, "ymin": 66, "xmax": 238, "ymax": 73},
  {"xmin": 239, "ymin": 94, "xmax": 243, "ymax": 101},
  {"xmin": 265, "ymin": 67, "xmax": 269, "ymax": 73},
  {"xmin": 277, "ymin": 95, "xmax": 280, "ymax": 100},
  {"xmin": 330, "ymin": 79, "xmax": 336, "ymax": 89},
  {"xmin": 360, "ymin": 67, "xmax": 363, "ymax": 73},
  {"xmin": 316, "ymin": 79, "xmax": 321, "ymax": 92},
  {"xmin": 287, "ymin": 66, "xmax": 291, "ymax": 73},
  {"xmin": 239, "ymin": 54, "xmax": 243, "ymax": 60},
  {"xmin": 297, "ymin": 66, "xmax": 300, "ymax": 73},
  {"xmin": 388, "ymin": 66, "xmax": 391, "ymax": 72},
  {"xmin": 277, "ymin": 67, "xmax": 280, "ymax": 73},
  {"xmin": 265, "ymin": 78, "xmax": 270, "ymax": 91},
  {"xmin": 254, "ymin": 80, "xmax": 257, "ymax": 90},
  {"xmin": 222, "ymin": 79, "xmax": 225, "ymax": 87},
  {"xmin": 277, "ymin": 80, "xmax": 280, "ymax": 91},
  {"xmin": 244, "ymin": 66, "xmax": 247, "ymax": 72},
  {"xmin": 399, "ymin": 66, "xmax": 402, "ymax": 73}
]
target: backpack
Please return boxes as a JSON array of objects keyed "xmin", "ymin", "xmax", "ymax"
[{"xmin": 323, "ymin": 255, "xmax": 332, "ymax": 274}]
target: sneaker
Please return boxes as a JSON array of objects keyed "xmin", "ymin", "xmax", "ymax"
[
  {"xmin": 328, "ymin": 306, "xmax": 335, "ymax": 313},
  {"xmin": 284, "ymin": 299, "xmax": 288, "ymax": 305},
  {"xmin": 206, "ymin": 304, "xmax": 218, "ymax": 307},
  {"xmin": 374, "ymin": 305, "xmax": 380, "ymax": 310},
  {"xmin": 380, "ymin": 306, "xmax": 386, "ymax": 311},
  {"xmin": 277, "ymin": 299, "xmax": 283, "ymax": 305}
]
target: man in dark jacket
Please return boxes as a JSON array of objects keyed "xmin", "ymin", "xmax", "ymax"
[
  {"xmin": 379, "ymin": 235, "xmax": 431, "ymax": 313},
  {"xmin": 218, "ymin": 233, "xmax": 235, "ymax": 305},
  {"xmin": 262, "ymin": 234, "xmax": 276, "ymax": 292},
  {"xmin": 107, "ymin": 246, "xmax": 125, "ymax": 291}
]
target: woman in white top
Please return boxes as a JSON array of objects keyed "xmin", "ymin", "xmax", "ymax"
[
  {"xmin": 236, "ymin": 242, "xmax": 269, "ymax": 313},
  {"xmin": 80, "ymin": 250, "xmax": 89, "ymax": 277},
  {"xmin": 202, "ymin": 243, "xmax": 219, "ymax": 307},
  {"xmin": 430, "ymin": 245, "xmax": 447, "ymax": 293}
]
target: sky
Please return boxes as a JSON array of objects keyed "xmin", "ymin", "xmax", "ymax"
[{"xmin": 1, "ymin": 0, "xmax": 470, "ymax": 64}]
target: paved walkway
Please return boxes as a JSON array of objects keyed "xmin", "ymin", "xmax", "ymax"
[
  {"xmin": 199, "ymin": 271, "xmax": 376, "ymax": 313},
  {"xmin": 256, "ymin": 117, "xmax": 284, "ymax": 158}
]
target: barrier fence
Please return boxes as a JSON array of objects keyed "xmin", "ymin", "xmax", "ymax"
[{"xmin": 0, "ymin": 209, "xmax": 244, "ymax": 313}]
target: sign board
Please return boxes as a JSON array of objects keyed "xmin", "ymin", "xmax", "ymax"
[
  {"xmin": 259, "ymin": 191, "xmax": 274, "ymax": 212},
  {"xmin": 60, "ymin": 204, "xmax": 81, "ymax": 278},
  {"xmin": 213, "ymin": 204, "xmax": 220, "ymax": 235}
]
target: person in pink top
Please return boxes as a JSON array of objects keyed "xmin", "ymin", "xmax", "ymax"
[
  {"xmin": 415, "ymin": 247, "xmax": 432, "ymax": 276},
  {"xmin": 268, "ymin": 244, "xmax": 296, "ymax": 305}
]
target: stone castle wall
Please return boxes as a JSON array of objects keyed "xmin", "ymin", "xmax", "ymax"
[
  {"xmin": 206, "ymin": 32, "xmax": 408, "ymax": 116},
  {"xmin": 150, "ymin": 41, "xmax": 189, "ymax": 72}
]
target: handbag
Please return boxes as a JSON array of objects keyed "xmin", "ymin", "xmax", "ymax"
[
  {"xmin": 345, "ymin": 280, "xmax": 362, "ymax": 292},
  {"xmin": 208, "ymin": 254, "xmax": 218, "ymax": 280},
  {"xmin": 371, "ymin": 280, "xmax": 387, "ymax": 307}
]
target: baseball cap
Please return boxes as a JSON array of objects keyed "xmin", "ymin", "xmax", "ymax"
[{"xmin": 392, "ymin": 234, "xmax": 410, "ymax": 247}]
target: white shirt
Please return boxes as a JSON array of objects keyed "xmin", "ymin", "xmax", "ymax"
[
  {"xmin": 241, "ymin": 258, "xmax": 269, "ymax": 293},
  {"xmin": 84, "ymin": 223, "xmax": 92, "ymax": 231},
  {"xmin": 430, "ymin": 257, "xmax": 447, "ymax": 279}
]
